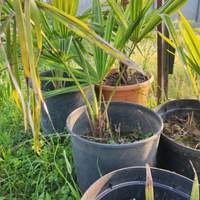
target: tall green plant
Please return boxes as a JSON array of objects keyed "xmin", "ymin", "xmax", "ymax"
[
  {"xmin": 73, "ymin": 0, "xmax": 189, "ymax": 136},
  {"xmin": 158, "ymin": 11, "xmax": 200, "ymax": 100},
  {"xmin": 40, "ymin": 0, "xmax": 189, "ymax": 137},
  {"xmin": 0, "ymin": 0, "xmax": 45, "ymax": 153},
  {"xmin": 104, "ymin": 0, "xmax": 189, "ymax": 82},
  {"xmin": 81, "ymin": 0, "xmax": 189, "ymax": 107},
  {"xmin": 38, "ymin": 0, "xmax": 91, "ymax": 89},
  {"xmin": 0, "ymin": 0, "xmax": 143, "ymax": 150},
  {"xmin": 0, "ymin": 0, "xmax": 190, "ymax": 146}
]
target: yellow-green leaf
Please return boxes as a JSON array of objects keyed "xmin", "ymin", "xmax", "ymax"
[
  {"xmin": 30, "ymin": 0, "xmax": 42, "ymax": 57},
  {"xmin": 107, "ymin": 0, "xmax": 128, "ymax": 31},
  {"xmin": 190, "ymin": 161, "xmax": 199, "ymax": 200},
  {"xmin": 0, "ymin": 14, "xmax": 14, "ymax": 35},
  {"xmin": 145, "ymin": 164, "xmax": 154, "ymax": 200},
  {"xmin": 13, "ymin": 0, "xmax": 30, "ymax": 78},
  {"xmin": 0, "ymin": 41, "xmax": 27, "ymax": 132},
  {"xmin": 36, "ymin": 1, "xmax": 143, "ymax": 74}
]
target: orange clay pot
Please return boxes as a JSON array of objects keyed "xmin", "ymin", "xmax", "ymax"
[{"xmin": 95, "ymin": 68, "xmax": 154, "ymax": 106}]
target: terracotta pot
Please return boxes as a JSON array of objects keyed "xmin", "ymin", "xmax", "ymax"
[{"xmin": 95, "ymin": 68, "xmax": 154, "ymax": 106}]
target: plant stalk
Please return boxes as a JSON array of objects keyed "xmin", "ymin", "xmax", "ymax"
[{"xmin": 105, "ymin": 65, "xmax": 126, "ymax": 113}]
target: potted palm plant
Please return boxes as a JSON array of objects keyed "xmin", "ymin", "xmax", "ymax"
[
  {"xmin": 154, "ymin": 11, "xmax": 200, "ymax": 180},
  {"xmin": 29, "ymin": 0, "xmax": 95, "ymax": 134},
  {"xmin": 63, "ymin": 0, "xmax": 188, "ymax": 192},
  {"xmin": 36, "ymin": 1, "xmax": 164, "ymax": 193},
  {"xmin": 41, "ymin": 0, "xmax": 188, "ymax": 106},
  {"xmin": 0, "ymin": 0, "xmax": 147, "ymax": 151},
  {"xmin": 1, "ymin": 0, "xmax": 188, "ymax": 193},
  {"xmin": 91, "ymin": 0, "xmax": 187, "ymax": 106}
]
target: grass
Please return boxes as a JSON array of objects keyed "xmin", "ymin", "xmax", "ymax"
[
  {"xmin": 0, "ymin": 29, "xmax": 200, "ymax": 199},
  {"xmin": 0, "ymin": 51, "xmax": 79, "ymax": 199},
  {"xmin": 0, "ymin": 98, "xmax": 78, "ymax": 200}
]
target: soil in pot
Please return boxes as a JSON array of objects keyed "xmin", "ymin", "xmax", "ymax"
[
  {"xmin": 163, "ymin": 112, "xmax": 200, "ymax": 149},
  {"xmin": 81, "ymin": 105, "xmax": 154, "ymax": 144},
  {"xmin": 155, "ymin": 100, "xmax": 200, "ymax": 180},
  {"xmin": 95, "ymin": 68, "xmax": 154, "ymax": 106},
  {"xmin": 103, "ymin": 71, "xmax": 149, "ymax": 86},
  {"xmin": 81, "ymin": 126, "xmax": 154, "ymax": 144}
]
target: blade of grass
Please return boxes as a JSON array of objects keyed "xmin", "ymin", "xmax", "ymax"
[
  {"xmin": 54, "ymin": 146, "xmax": 81, "ymax": 200},
  {"xmin": 4, "ymin": 0, "xmax": 14, "ymax": 11},
  {"xmin": 0, "ymin": 0, "xmax": 2, "ymax": 23},
  {"xmin": 107, "ymin": 0, "xmax": 128, "ymax": 31},
  {"xmin": 2, "ymin": 2, "xmax": 13, "ymax": 14},
  {"xmin": 29, "ymin": 1, "xmax": 60, "ymax": 141},
  {"xmin": 63, "ymin": 150, "xmax": 81, "ymax": 196},
  {"xmin": 25, "ymin": 0, "xmax": 38, "ymax": 151},
  {"xmin": 30, "ymin": 0, "xmax": 42, "ymax": 60},
  {"xmin": 13, "ymin": 0, "xmax": 30, "ymax": 79},
  {"xmin": 138, "ymin": 0, "xmax": 189, "ymax": 43}
]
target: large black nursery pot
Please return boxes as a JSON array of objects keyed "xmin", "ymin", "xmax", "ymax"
[
  {"xmin": 155, "ymin": 99, "xmax": 200, "ymax": 180},
  {"xmin": 66, "ymin": 101, "xmax": 163, "ymax": 192},
  {"xmin": 82, "ymin": 166, "xmax": 197, "ymax": 200},
  {"xmin": 29, "ymin": 70, "xmax": 92, "ymax": 134}
]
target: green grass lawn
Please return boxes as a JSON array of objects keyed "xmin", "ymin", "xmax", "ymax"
[
  {"xmin": 0, "ymin": 50, "xmax": 78, "ymax": 199},
  {"xmin": 0, "ymin": 30, "xmax": 200, "ymax": 199}
]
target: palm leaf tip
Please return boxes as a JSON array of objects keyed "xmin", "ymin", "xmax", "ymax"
[
  {"xmin": 145, "ymin": 163, "xmax": 154, "ymax": 200},
  {"xmin": 189, "ymin": 160, "xmax": 199, "ymax": 200}
]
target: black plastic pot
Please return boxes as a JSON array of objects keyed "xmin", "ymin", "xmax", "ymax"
[
  {"xmin": 154, "ymin": 99, "xmax": 200, "ymax": 180},
  {"xmin": 29, "ymin": 70, "xmax": 92, "ymax": 134},
  {"xmin": 154, "ymin": 99, "xmax": 200, "ymax": 114},
  {"xmin": 81, "ymin": 166, "xmax": 197, "ymax": 200},
  {"xmin": 66, "ymin": 101, "xmax": 163, "ymax": 192}
]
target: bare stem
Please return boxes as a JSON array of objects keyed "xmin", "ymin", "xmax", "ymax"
[
  {"xmin": 85, "ymin": 108, "xmax": 95, "ymax": 140},
  {"xmin": 102, "ymin": 95, "xmax": 113, "ymax": 140}
]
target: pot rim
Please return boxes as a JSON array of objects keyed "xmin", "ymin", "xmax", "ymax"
[
  {"xmin": 82, "ymin": 166, "xmax": 194, "ymax": 200},
  {"xmin": 85, "ymin": 165, "xmax": 194, "ymax": 185},
  {"xmin": 67, "ymin": 101, "xmax": 163, "ymax": 149},
  {"xmin": 154, "ymin": 99, "xmax": 200, "ymax": 113},
  {"xmin": 95, "ymin": 69, "xmax": 154, "ymax": 91}
]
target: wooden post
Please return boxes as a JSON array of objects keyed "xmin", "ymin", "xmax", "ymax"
[
  {"xmin": 157, "ymin": 0, "xmax": 169, "ymax": 102},
  {"xmin": 157, "ymin": 0, "xmax": 162, "ymax": 102}
]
